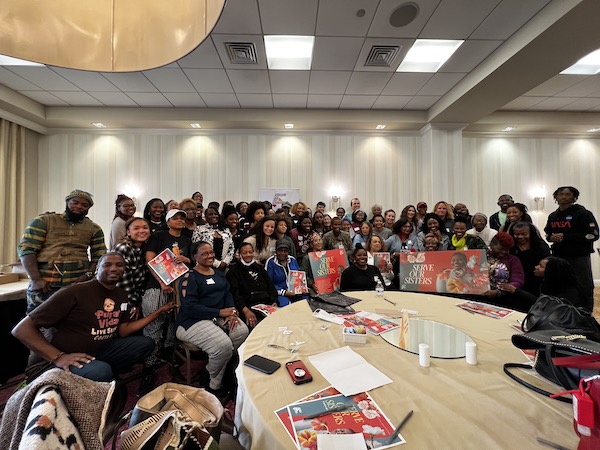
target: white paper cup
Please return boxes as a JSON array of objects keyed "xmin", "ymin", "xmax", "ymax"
[
  {"xmin": 419, "ymin": 343, "xmax": 430, "ymax": 367},
  {"xmin": 466, "ymin": 341, "xmax": 477, "ymax": 365}
]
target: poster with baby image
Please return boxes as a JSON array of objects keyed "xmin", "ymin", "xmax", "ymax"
[{"xmin": 398, "ymin": 250, "xmax": 490, "ymax": 294}]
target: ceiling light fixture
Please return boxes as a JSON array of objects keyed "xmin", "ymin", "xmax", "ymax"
[
  {"xmin": 0, "ymin": 54, "xmax": 45, "ymax": 66},
  {"xmin": 190, "ymin": 123, "xmax": 202, "ymax": 128},
  {"xmin": 91, "ymin": 122, "xmax": 107, "ymax": 128},
  {"xmin": 586, "ymin": 127, "xmax": 600, "ymax": 132},
  {"xmin": 502, "ymin": 126, "xmax": 516, "ymax": 132},
  {"xmin": 396, "ymin": 39, "xmax": 463, "ymax": 73},
  {"xmin": 284, "ymin": 123, "xmax": 294, "ymax": 129},
  {"xmin": 264, "ymin": 36, "xmax": 315, "ymax": 70},
  {"xmin": 561, "ymin": 49, "xmax": 600, "ymax": 75},
  {"xmin": 376, "ymin": 124, "xmax": 386, "ymax": 130}
]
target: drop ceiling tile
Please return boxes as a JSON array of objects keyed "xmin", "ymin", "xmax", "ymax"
[
  {"xmin": 227, "ymin": 69, "xmax": 270, "ymax": 93},
  {"xmin": 258, "ymin": 0, "xmax": 318, "ymax": 34},
  {"xmin": 269, "ymin": 71, "xmax": 310, "ymax": 94},
  {"xmin": 212, "ymin": 0, "xmax": 262, "ymax": 34},
  {"xmin": 101, "ymin": 73, "xmax": 157, "ymax": 93},
  {"xmin": 211, "ymin": 35, "xmax": 267, "ymax": 70},
  {"xmin": 525, "ymin": 75, "xmax": 585, "ymax": 96},
  {"xmin": 17, "ymin": 91, "xmax": 69, "ymax": 106},
  {"xmin": 309, "ymin": 71, "xmax": 352, "ymax": 94},
  {"xmin": 382, "ymin": 73, "xmax": 433, "ymax": 95},
  {"xmin": 559, "ymin": 98, "xmax": 600, "ymax": 111},
  {"xmin": 346, "ymin": 72, "xmax": 393, "ymax": 95},
  {"xmin": 316, "ymin": 0, "xmax": 377, "ymax": 37},
  {"xmin": 421, "ymin": 0, "xmax": 501, "ymax": 39},
  {"xmin": 555, "ymin": 75, "xmax": 600, "ymax": 98},
  {"xmin": 312, "ymin": 37, "xmax": 364, "ymax": 71},
  {"xmin": 528, "ymin": 97, "xmax": 579, "ymax": 111},
  {"xmin": 7, "ymin": 67, "xmax": 79, "ymax": 91},
  {"xmin": 272, "ymin": 94, "xmax": 308, "ymax": 108},
  {"xmin": 236, "ymin": 93, "xmax": 274, "ymax": 108},
  {"xmin": 49, "ymin": 67, "xmax": 118, "ymax": 91},
  {"xmin": 404, "ymin": 96, "xmax": 440, "ymax": 110},
  {"xmin": 183, "ymin": 69, "xmax": 234, "ymax": 93},
  {"xmin": 307, "ymin": 94, "xmax": 343, "ymax": 108},
  {"xmin": 439, "ymin": 40, "xmax": 502, "ymax": 73},
  {"xmin": 0, "ymin": 67, "xmax": 40, "ymax": 90},
  {"xmin": 142, "ymin": 68, "xmax": 196, "ymax": 93},
  {"xmin": 500, "ymin": 96, "xmax": 545, "ymax": 110},
  {"xmin": 339, "ymin": 95, "xmax": 377, "ymax": 109},
  {"xmin": 200, "ymin": 93, "xmax": 240, "ymax": 108},
  {"xmin": 368, "ymin": 0, "xmax": 440, "ymax": 39},
  {"xmin": 471, "ymin": 0, "xmax": 550, "ymax": 40},
  {"xmin": 418, "ymin": 73, "xmax": 465, "ymax": 95},
  {"xmin": 162, "ymin": 93, "xmax": 207, "ymax": 107},
  {"xmin": 87, "ymin": 91, "xmax": 138, "ymax": 106},
  {"xmin": 126, "ymin": 93, "xmax": 172, "ymax": 107},
  {"xmin": 178, "ymin": 40, "xmax": 224, "ymax": 69},
  {"xmin": 48, "ymin": 91, "xmax": 103, "ymax": 106},
  {"xmin": 372, "ymin": 96, "xmax": 412, "ymax": 109}
]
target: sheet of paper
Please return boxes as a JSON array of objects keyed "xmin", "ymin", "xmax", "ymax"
[
  {"xmin": 317, "ymin": 433, "xmax": 368, "ymax": 450},
  {"xmin": 309, "ymin": 346, "xmax": 392, "ymax": 396}
]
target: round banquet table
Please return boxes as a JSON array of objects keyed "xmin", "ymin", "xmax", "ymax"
[{"xmin": 234, "ymin": 291, "xmax": 577, "ymax": 449}]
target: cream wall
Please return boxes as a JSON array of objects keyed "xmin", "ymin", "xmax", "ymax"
[{"xmin": 35, "ymin": 131, "xmax": 600, "ymax": 279}]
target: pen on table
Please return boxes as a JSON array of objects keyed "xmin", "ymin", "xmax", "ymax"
[
  {"xmin": 383, "ymin": 297, "xmax": 396, "ymax": 306},
  {"xmin": 304, "ymin": 405, "xmax": 351, "ymax": 419},
  {"xmin": 536, "ymin": 437, "xmax": 570, "ymax": 450},
  {"xmin": 385, "ymin": 409, "xmax": 413, "ymax": 445}
]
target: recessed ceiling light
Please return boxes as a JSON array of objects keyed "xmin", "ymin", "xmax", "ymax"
[
  {"xmin": 264, "ymin": 36, "xmax": 315, "ymax": 70},
  {"xmin": 376, "ymin": 124, "xmax": 386, "ymax": 130},
  {"xmin": 91, "ymin": 122, "xmax": 107, "ymax": 128},
  {"xmin": 0, "ymin": 54, "xmax": 45, "ymax": 66},
  {"xmin": 190, "ymin": 123, "xmax": 202, "ymax": 128},
  {"xmin": 586, "ymin": 127, "xmax": 600, "ymax": 132},
  {"xmin": 502, "ymin": 126, "xmax": 516, "ymax": 132},
  {"xmin": 561, "ymin": 49, "xmax": 600, "ymax": 75},
  {"xmin": 284, "ymin": 123, "xmax": 294, "ymax": 129},
  {"xmin": 396, "ymin": 39, "xmax": 464, "ymax": 73}
]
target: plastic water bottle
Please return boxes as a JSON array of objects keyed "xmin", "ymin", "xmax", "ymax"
[{"xmin": 375, "ymin": 279, "xmax": 384, "ymax": 297}]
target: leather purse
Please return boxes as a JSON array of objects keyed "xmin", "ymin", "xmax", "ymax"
[
  {"xmin": 504, "ymin": 330, "xmax": 600, "ymax": 401},
  {"xmin": 522, "ymin": 295, "xmax": 600, "ymax": 338},
  {"xmin": 130, "ymin": 383, "xmax": 223, "ymax": 439}
]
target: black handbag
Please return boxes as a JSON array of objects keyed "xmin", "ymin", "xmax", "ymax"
[
  {"xmin": 521, "ymin": 295, "xmax": 600, "ymax": 338},
  {"xmin": 504, "ymin": 330, "xmax": 600, "ymax": 402}
]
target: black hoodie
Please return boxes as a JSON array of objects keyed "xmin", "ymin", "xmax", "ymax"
[{"xmin": 544, "ymin": 204, "xmax": 599, "ymax": 257}]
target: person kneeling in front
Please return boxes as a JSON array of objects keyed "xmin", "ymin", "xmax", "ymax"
[{"xmin": 12, "ymin": 252, "xmax": 176, "ymax": 382}]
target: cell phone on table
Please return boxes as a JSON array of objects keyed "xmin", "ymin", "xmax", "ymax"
[
  {"xmin": 244, "ymin": 355, "xmax": 281, "ymax": 374},
  {"xmin": 286, "ymin": 360, "xmax": 313, "ymax": 385}
]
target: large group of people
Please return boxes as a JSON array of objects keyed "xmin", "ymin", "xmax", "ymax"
[{"xmin": 11, "ymin": 186, "xmax": 599, "ymax": 401}]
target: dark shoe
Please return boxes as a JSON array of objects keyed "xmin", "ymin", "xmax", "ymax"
[
  {"xmin": 157, "ymin": 346, "xmax": 177, "ymax": 365},
  {"xmin": 137, "ymin": 366, "xmax": 156, "ymax": 397},
  {"xmin": 206, "ymin": 385, "xmax": 231, "ymax": 405}
]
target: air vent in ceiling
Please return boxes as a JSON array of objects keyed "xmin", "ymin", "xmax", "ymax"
[
  {"xmin": 364, "ymin": 45, "xmax": 401, "ymax": 67},
  {"xmin": 224, "ymin": 42, "xmax": 258, "ymax": 64}
]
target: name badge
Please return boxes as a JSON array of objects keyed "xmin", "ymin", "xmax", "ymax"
[
  {"xmin": 206, "ymin": 278, "xmax": 215, "ymax": 285},
  {"xmin": 338, "ymin": 243, "xmax": 345, "ymax": 249}
]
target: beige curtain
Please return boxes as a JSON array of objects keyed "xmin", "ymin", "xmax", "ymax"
[{"xmin": 0, "ymin": 118, "xmax": 26, "ymax": 265}]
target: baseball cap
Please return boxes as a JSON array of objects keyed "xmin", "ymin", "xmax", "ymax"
[
  {"xmin": 417, "ymin": 202, "xmax": 427, "ymax": 208},
  {"xmin": 166, "ymin": 209, "xmax": 186, "ymax": 221},
  {"xmin": 276, "ymin": 239, "xmax": 291, "ymax": 250}
]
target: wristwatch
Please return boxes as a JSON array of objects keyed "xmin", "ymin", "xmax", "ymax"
[{"xmin": 85, "ymin": 271, "xmax": 94, "ymax": 279}]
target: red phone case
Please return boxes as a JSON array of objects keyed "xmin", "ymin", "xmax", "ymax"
[{"xmin": 285, "ymin": 360, "xmax": 313, "ymax": 384}]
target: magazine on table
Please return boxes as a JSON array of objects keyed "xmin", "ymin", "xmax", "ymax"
[
  {"xmin": 457, "ymin": 301, "xmax": 514, "ymax": 319},
  {"xmin": 147, "ymin": 248, "xmax": 189, "ymax": 285},
  {"xmin": 251, "ymin": 304, "xmax": 279, "ymax": 316},
  {"xmin": 286, "ymin": 392, "xmax": 404, "ymax": 449},
  {"xmin": 288, "ymin": 270, "xmax": 309, "ymax": 295},
  {"xmin": 340, "ymin": 311, "xmax": 400, "ymax": 335}
]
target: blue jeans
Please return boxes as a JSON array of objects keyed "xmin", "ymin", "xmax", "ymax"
[{"xmin": 69, "ymin": 336, "xmax": 154, "ymax": 382}]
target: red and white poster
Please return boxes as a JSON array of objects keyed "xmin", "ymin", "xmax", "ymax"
[{"xmin": 308, "ymin": 249, "xmax": 349, "ymax": 294}]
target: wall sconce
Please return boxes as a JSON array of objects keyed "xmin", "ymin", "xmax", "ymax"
[
  {"xmin": 533, "ymin": 196, "xmax": 545, "ymax": 210},
  {"xmin": 329, "ymin": 185, "xmax": 343, "ymax": 211}
]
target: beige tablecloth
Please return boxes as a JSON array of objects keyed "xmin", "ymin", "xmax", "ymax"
[{"xmin": 234, "ymin": 292, "xmax": 577, "ymax": 449}]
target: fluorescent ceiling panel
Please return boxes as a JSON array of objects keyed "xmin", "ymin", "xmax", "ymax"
[
  {"xmin": 264, "ymin": 36, "xmax": 314, "ymax": 70},
  {"xmin": 397, "ymin": 39, "xmax": 464, "ymax": 73},
  {"xmin": 561, "ymin": 48, "xmax": 600, "ymax": 75}
]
